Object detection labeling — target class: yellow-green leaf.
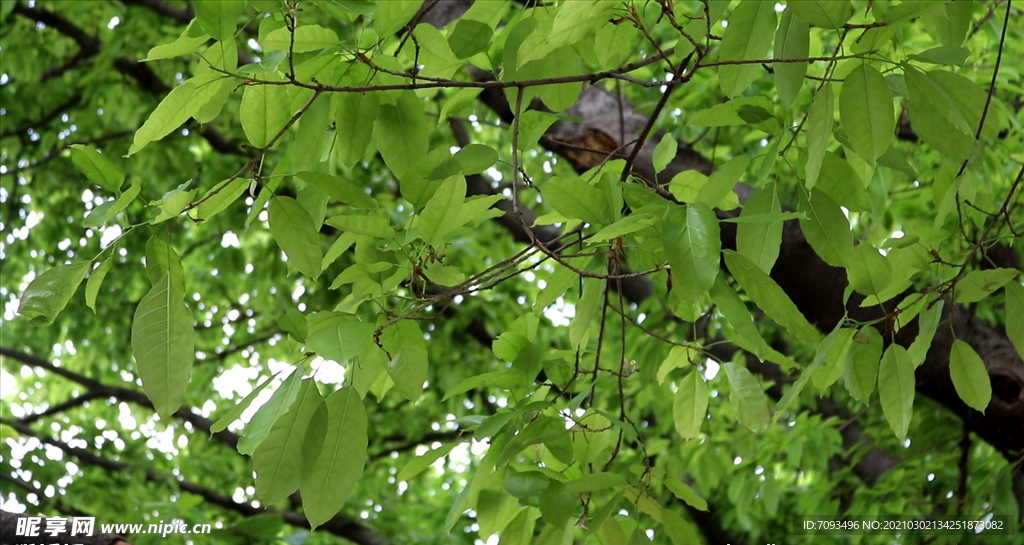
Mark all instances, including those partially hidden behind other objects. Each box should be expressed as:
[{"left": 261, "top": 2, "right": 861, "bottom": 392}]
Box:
[
  {"left": 878, "top": 345, "right": 915, "bottom": 440},
  {"left": 131, "top": 273, "right": 195, "bottom": 418},
  {"left": 70, "top": 145, "right": 124, "bottom": 193},
  {"left": 949, "top": 340, "right": 992, "bottom": 413},
  {"left": 662, "top": 202, "right": 720, "bottom": 292},
  {"left": 840, "top": 64, "right": 895, "bottom": 163},
  {"left": 301, "top": 387, "right": 367, "bottom": 528},
  {"left": 269, "top": 196, "right": 322, "bottom": 279},
  {"left": 18, "top": 262, "right": 90, "bottom": 326},
  {"left": 673, "top": 370, "right": 708, "bottom": 439}
]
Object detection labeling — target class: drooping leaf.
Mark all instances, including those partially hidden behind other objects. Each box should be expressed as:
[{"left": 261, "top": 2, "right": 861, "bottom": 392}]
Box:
[
  {"left": 844, "top": 327, "right": 882, "bottom": 404},
  {"left": 840, "top": 63, "right": 895, "bottom": 163},
  {"left": 805, "top": 83, "right": 834, "bottom": 188},
  {"left": 878, "top": 345, "right": 915, "bottom": 440},
  {"left": 306, "top": 319, "right": 375, "bottom": 365},
  {"left": 131, "top": 273, "right": 195, "bottom": 418},
  {"left": 718, "top": 1, "right": 778, "bottom": 97},
  {"left": 381, "top": 320, "right": 428, "bottom": 401},
  {"left": 334, "top": 91, "right": 379, "bottom": 169},
  {"left": 301, "top": 387, "right": 367, "bottom": 528},
  {"left": 144, "top": 235, "right": 186, "bottom": 294},
  {"left": 18, "top": 262, "right": 90, "bottom": 326},
  {"left": 662, "top": 202, "right": 720, "bottom": 292},
  {"left": 84, "top": 260, "right": 113, "bottom": 313},
  {"left": 697, "top": 155, "right": 748, "bottom": 210},
  {"left": 239, "top": 82, "right": 292, "bottom": 149},
  {"left": 673, "top": 370, "right": 709, "bottom": 439},
  {"left": 847, "top": 243, "right": 893, "bottom": 296},
  {"left": 949, "top": 339, "right": 992, "bottom": 413},
  {"left": 375, "top": 92, "right": 429, "bottom": 180},
  {"left": 194, "top": 0, "right": 245, "bottom": 41},
  {"left": 70, "top": 145, "right": 124, "bottom": 194},
  {"left": 1007, "top": 283, "right": 1024, "bottom": 360},
  {"left": 774, "top": 11, "right": 809, "bottom": 106},
  {"left": 723, "top": 251, "right": 821, "bottom": 345},
  {"left": 417, "top": 175, "right": 466, "bottom": 248},
  {"left": 798, "top": 189, "right": 852, "bottom": 267},
  {"left": 210, "top": 372, "right": 278, "bottom": 433},
  {"left": 236, "top": 369, "right": 304, "bottom": 456},
  {"left": 736, "top": 184, "right": 783, "bottom": 274},
  {"left": 724, "top": 362, "right": 769, "bottom": 432},
  {"left": 653, "top": 134, "right": 678, "bottom": 174},
  {"left": 269, "top": 196, "right": 322, "bottom": 279},
  {"left": 253, "top": 379, "right": 325, "bottom": 505}
]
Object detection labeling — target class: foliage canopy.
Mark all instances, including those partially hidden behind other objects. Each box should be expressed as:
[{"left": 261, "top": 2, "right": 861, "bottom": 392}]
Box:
[{"left": 1, "top": 1, "right": 1023, "bottom": 544}]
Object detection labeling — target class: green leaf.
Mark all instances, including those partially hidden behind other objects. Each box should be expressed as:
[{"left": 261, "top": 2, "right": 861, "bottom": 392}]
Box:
[
  {"left": 955, "top": 268, "right": 1019, "bottom": 304},
  {"left": 448, "top": 18, "right": 492, "bottom": 59},
  {"left": 878, "top": 345, "right": 915, "bottom": 440},
  {"left": 909, "top": 46, "right": 970, "bottom": 67},
  {"left": 570, "top": 277, "right": 604, "bottom": 350},
  {"left": 1007, "top": 283, "right": 1024, "bottom": 360},
  {"left": 397, "top": 442, "right": 460, "bottom": 482},
  {"left": 804, "top": 83, "right": 834, "bottom": 189},
  {"left": 840, "top": 64, "right": 895, "bottom": 163},
  {"left": 84, "top": 260, "right": 112, "bottom": 313},
  {"left": 815, "top": 152, "right": 871, "bottom": 212},
  {"left": 382, "top": 320, "right": 428, "bottom": 401},
  {"left": 711, "top": 278, "right": 796, "bottom": 369},
  {"left": 673, "top": 370, "right": 709, "bottom": 439},
  {"left": 301, "top": 387, "right": 367, "bottom": 528},
  {"left": 844, "top": 327, "right": 882, "bottom": 404},
  {"left": 564, "top": 472, "right": 625, "bottom": 495},
  {"left": 590, "top": 214, "right": 656, "bottom": 243},
  {"left": 18, "top": 262, "right": 90, "bottom": 326},
  {"left": 334, "top": 91, "right": 379, "bottom": 169},
  {"left": 949, "top": 340, "right": 992, "bottom": 413},
  {"left": 211, "top": 372, "right": 277, "bottom": 433},
  {"left": 237, "top": 370, "right": 304, "bottom": 455},
  {"left": 144, "top": 235, "right": 185, "bottom": 294},
  {"left": 653, "top": 134, "right": 678, "bottom": 174},
  {"left": 718, "top": 0, "right": 777, "bottom": 97},
  {"left": 296, "top": 171, "right": 377, "bottom": 209},
  {"left": 787, "top": 1, "right": 853, "bottom": 28},
  {"left": 723, "top": 251, "right": 821, "bottom": 345},
  {"left": 688, "top": 97, "right": 775, "bottom": 127},
  {"left": 811, "top": 326, "right": 856, "bottom": 391},
  {"left": 736, "top": 184, "right": 783, "bottom": 274},
  {"left": 374, "top": 0, "right": 423, "bottom": 38},
  {"left": 325, "top": 212, "right": 395, "bottom": 238},
  {"left": 657, "top": 345, "right": 696, "bottom": 384},
  {"left": 847, "top": 243, "right": 893, "bottom": 296},
  {"left": 261, "top": 24, "right": 339, "bottom": 53},
  {"left": 773, "top": 11, "right": 809, "bottom": 106},
  {"left": 253, "top": 379, "right": 324, "bottom": 505},
  {"left": 375, "top": 92, "right": 428, "bottom": 180},
  {"left": 663, "top": 479, "right": 708, "bottom": 511},
  {"left": 798, "top": 189, "right": 852, "bottom": 267},
  {"left": 151, "top": 180, "right": 197, "bottom": 224},
  {"left": 542, "top": 176, "right": 613, "bottom": 225},
  {"left": 145, "top": 20, "right": 209, "bottom": 60},
  {"left": 194, "top": 178, "right": 249, "bottom": 221},
  {"left": 697, "top": 155, "right": 748, "bottom": 210},
  {"left": 70, "top": 145, "right": 124, "bottom": 193},
  {"left": 269, "top": 196, "right": 322, "bottom": 279},
  {"left": 503, "top": 471, "right": 550, "bottom": 498},
  {"left": 662, "top": 202, "right": 720, "bottom": 292},
  {"left": 131, "top": 273, "right": 195, "bottom": 418},
  {"left": 194, "top": 0, "right": 244, "bottom": 41},
  {"left": 908, "top": 299, "right": 943, "bottom": 368},
  {"left": 904, "top": 65, "right": 975, "bottom": 160},
  {"left": 724, "top": 362, "right": 769, "bottom": 432},
  {"left": 418, "top": 175, "right": 466, "bottom": 247},
  {"left": 240, "top": 83, "right": 292, "bottom": 149},
  {"left": 127, "top": 76, "right": 207, "bottom": 156},
  {"left": 307, "top": 320, "right": 375, "bottom": 364},
  {"left": 454, "top": 144, "right": 498, "bottom": 175}
]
